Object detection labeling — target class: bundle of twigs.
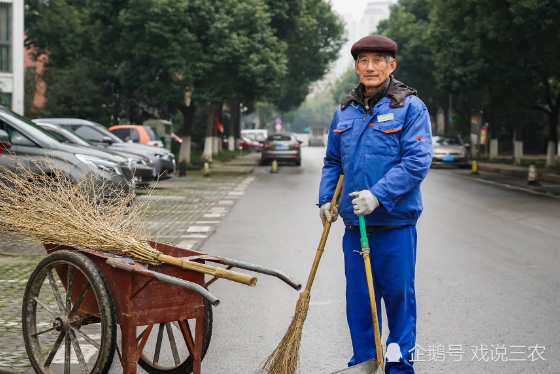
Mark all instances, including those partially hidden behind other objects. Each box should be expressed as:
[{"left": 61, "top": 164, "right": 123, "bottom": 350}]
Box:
[{"left": 0, "top": 155, "right": 256, "bottom": 286}]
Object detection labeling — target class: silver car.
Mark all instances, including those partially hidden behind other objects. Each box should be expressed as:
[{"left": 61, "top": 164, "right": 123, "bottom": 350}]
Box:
[
  {"left": 35, "top": 119, "right": 176, "bottom": 179},
  {"left": 0, "top": 107, "right": 133, "bottom": 198},
  {"left": 431, "top": 135, "right": 469, "bottom": 168},
  {"left": 261, "top": 133, "right": 302, "bottom": 166}
]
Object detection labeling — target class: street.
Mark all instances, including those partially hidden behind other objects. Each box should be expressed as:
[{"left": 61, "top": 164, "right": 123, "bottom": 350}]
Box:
[{"left": 104, "top": 146, "right": 559, "bottom": 374}]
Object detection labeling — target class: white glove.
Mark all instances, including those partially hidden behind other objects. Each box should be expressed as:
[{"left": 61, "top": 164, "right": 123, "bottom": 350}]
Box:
[
  {"left": 349, "top": 190, "right": 379, "bottom": 215},
  {"left": 319, "top": 202, "right": 339, "bottom": 226}
]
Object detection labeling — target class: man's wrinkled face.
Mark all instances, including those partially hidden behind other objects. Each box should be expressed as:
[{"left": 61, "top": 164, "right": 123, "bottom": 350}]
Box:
[{"left": 355, "top": 52, "right": 397, "bottom": 92}]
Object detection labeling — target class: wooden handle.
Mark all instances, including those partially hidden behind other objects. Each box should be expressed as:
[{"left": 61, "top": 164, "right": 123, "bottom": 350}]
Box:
[
  {"left": 305, "top": 175, "right": 344, "bottom": 293},
  {"left": 157, "top": 254, "right": 258, "bottom": 287},
  {"left": 363, "top": 255, "right": 385, "bottom": 372}
]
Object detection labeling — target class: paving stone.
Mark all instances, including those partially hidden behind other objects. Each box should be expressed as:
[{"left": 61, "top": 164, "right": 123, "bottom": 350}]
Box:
[{"left": 0, "top": 172, "right": 249, "bottom": 368}]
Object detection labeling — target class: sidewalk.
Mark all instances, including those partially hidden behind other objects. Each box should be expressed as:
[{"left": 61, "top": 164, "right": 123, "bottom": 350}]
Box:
[
  {"left": 478, "top": 162, "right": 560, "bottom": 184},
  {"left": 0, "top": 152, "right": 259, "bottom": 371}
]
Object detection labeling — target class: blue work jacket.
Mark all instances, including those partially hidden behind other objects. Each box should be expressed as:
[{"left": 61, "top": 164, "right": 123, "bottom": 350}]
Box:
[{"left": 318, "top": 94, "right": 433, "bottom": 227}]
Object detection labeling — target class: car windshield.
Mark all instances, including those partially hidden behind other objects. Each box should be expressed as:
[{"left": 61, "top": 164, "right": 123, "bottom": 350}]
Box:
[
  {"left": 0, "top": 110, "right": 60, "bottom": 146},
  {"left": 244, "top": 133, "right": 266, "bottom": 141},
  {"left": 45, "top": 127, "right": 92, "bottom": 146},
  {"left": 145, "top": 126, "right": 158, "bottom": 141},
  {"left": 267, "top": 134, "right": 293, "bottom": 142},
  {"left": 433, "top": 136, "right": 462, "bottom": 146}
]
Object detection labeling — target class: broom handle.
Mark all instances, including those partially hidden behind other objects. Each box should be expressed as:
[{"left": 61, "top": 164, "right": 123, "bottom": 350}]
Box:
[
  {"left": 358, "top": 213, "right": 385, "bottom": 373},
  {"left": 304, "top": 175, "right": 344, "bottom": 293},
  {"left": 157, "top": 254, "right": 258, "bottom": 286}
]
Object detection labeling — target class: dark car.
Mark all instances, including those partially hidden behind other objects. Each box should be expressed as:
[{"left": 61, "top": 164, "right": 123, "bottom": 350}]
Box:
[
  {"left": 0, "top": 107, "right": 133, "bottom": 196},
  {"left": 431, "top": 135, "right": 469, "bottom": 168},
  {"left": 261, "top": 133, "right": 302, "bottom": 166},
  {"left": 34, "top": 119, "right": 176, "bottom": 179},
  {"left": 35, "top": 122, "right": 157, "bottom": 186}
]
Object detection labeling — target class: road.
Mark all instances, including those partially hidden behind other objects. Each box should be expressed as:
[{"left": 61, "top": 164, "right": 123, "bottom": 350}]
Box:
[{"left": 111, "top": 146, "right": 560, "bottom": 374}]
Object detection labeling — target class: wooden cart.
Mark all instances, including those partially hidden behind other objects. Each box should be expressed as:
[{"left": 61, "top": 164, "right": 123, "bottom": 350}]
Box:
[{"left": 22, "top": 241, "right": 300, "bottom": 374}]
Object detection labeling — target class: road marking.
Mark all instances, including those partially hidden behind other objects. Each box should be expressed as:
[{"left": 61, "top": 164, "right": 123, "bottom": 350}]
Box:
[
  {"left": 440, "top": 171, "right": 560, "bottom": 200},
  {"left": 203, "top": 214, "right": 222, "bottom": 218},
  {"left": 187, "top": 226, "right": 212, "bottom": 233}
]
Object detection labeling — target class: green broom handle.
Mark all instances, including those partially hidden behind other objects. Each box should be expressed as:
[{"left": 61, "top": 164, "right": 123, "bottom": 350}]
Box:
[{"left": 358, "top": 212, "right": 369, "bottom": 248}]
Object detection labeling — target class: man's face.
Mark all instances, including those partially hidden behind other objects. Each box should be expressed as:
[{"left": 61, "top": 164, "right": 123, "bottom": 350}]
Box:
[{"left": 355, "top": 52, "right": 397, "bottom": 92}]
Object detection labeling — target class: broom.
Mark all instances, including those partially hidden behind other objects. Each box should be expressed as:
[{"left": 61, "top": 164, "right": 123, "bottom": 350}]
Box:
[
  {"left": 260, "top": 175, "right": 344, "bottom": 374},
  {"left": 0, "top": 155, "right": 256, "bottom": 286}
]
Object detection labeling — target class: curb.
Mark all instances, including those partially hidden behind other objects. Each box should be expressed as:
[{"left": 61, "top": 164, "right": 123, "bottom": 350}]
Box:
[
  {"left": 478, "top": 164, "right": 560, "bottom": 184},
  {"left": 0, "top": 367, "right": 26, "bottom": 374}
]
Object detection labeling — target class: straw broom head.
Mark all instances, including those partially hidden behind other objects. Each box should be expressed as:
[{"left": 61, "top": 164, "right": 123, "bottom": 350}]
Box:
[
  {"left": 0, "top": 154, "right": 161, "bottom": 263},
  {"left": 259, "top": 291, "right": 311, "bottom": 374}
]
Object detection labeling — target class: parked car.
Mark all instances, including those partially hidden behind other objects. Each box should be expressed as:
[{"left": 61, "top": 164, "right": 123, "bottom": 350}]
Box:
[
  {"left": 241, "top": 129, "right": 267, "bottom": 151},
  {"left": 35, "top": 119, "right": 176, "bottom": 179},
  {"left": 109, "top": 125, "right": 163, "bottom": 147},
  {"left": 238, "top": 136, "right": 262, "bottom": 152},
  {"left": 432, "top": 135, "right": 469, "bottom": 168},
  {"left": 0, "top": 107, "right": 133, "bottom": 197},
  {"left": 35, "top": 122, "right": 157, "bottom": 186},
  {"left": 262, "top": 133, "right": 302, "bottom": 166}
]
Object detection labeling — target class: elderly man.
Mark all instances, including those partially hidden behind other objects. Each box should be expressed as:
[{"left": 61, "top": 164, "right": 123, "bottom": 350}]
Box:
[{"left": 318, "top": 35, "right": 432, "bottom": 373}]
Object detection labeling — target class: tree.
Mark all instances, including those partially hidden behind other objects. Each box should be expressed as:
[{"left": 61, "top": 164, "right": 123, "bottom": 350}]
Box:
[
  {"left": 377, "top": 0, "right": 447, "bottom": 117},
  {"left": 264, "top": 0, "right": 345, "bottom": 111},
  {"left": 430, "top": 0, "right": 560, "bottom": 166}
]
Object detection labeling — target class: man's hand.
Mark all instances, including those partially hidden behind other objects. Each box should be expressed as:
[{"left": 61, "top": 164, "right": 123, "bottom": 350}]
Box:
[
  {"left": 319, "top": 202, "right": 339, "bottom": 226},
  {"left": 349, "top": 190, "right": 379, "bottom": 215}
]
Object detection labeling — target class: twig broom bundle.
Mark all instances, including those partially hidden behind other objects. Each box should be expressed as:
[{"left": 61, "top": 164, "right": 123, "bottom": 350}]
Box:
[
  {"left": 0, "top": 155, "right": 256, "bottom": 286},
  {"left": 260, "top": 175, "right": 344, "bottom": 374}
]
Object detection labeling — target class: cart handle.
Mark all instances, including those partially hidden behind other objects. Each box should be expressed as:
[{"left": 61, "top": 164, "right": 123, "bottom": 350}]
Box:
[
  {"left": 222, "top": 258, "right": 302, "bottom": 291},
  {"left": 106, "top": 259, "right": 220, "bottom": 306}
]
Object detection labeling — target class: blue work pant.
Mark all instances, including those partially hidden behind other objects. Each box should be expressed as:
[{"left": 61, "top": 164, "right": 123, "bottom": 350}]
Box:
[{"left": 343, "top": 225, "right": 417, "bottom": 373}]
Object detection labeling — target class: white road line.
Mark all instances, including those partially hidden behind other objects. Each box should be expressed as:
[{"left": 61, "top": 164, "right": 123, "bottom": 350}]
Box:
[{"left": 441, "top": 171, "right": 560, "bottom": 200}]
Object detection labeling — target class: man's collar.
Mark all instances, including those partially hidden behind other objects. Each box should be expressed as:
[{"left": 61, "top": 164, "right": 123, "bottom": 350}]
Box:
[{"left": 340, "top": 75, "right": 418, "bottom": 111}]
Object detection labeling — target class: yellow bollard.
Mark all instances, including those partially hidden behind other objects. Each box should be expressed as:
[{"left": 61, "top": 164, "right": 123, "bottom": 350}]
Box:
[
  {"left": 203, "top": 162, "right": 211, "bottom": 177},
  {"left": 470, "top": 160, "right": 479, "bottom": 175},
  {"left": 271, "top": 160, "right": 278, "bottom": 173}
]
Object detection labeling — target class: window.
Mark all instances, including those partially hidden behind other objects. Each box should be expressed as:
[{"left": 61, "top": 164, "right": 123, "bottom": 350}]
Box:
[
  {"left": 110, "top": 128, "right": 130, "bottom": 141},
  {"left": 145, "top": 126, "right": 158, "bottom": 141},
  {"left": 7, "top": 127, "right": 36, "bottom": 147},
  {"left": 72, "top": 125, "right": 105, "bottom": 142},
  {"left": 0, "top": 3, "right": 11, "bottom": 73},
  {"left": 267, "top": 134, "right": 292, "bottom": 142},
  {"left": 433, "top": 136, "right": 462, "bottom": 146},
  {"left": 130, "top": 129, "right": 140, "bottom": 142}
]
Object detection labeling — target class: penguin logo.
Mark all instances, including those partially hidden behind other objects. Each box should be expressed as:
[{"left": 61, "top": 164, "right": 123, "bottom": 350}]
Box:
[{"left": 385, "top": 343, "right": 403, "bottom": 363}]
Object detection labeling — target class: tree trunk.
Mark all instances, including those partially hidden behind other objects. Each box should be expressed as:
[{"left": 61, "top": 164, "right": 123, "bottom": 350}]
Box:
[
  {"left": 546, "top": 106, "right": 559, "bottom": 168},
  {"left": 211, "top": 104, "right": 220, "bottom": 156},
  {"left": 488, "top": 111, "right": 499, "bottom": 160},
  {"left": 228, "top": 96, "right": 240, "bottom": 151},
  {"left": 176, "top": 103, "right": 196, "bottom": 176},
  {"left": 216, "top": 103, "right": 223, "bottom": 155},
  {"left": 202, "top": 103, "right": 216, "bottom": 161},
  {"left": 513, "top": 109, "right": 523, "bottom": 166}
]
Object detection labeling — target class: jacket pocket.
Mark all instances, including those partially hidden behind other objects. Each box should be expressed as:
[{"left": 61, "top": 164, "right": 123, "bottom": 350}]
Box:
[
  {"left": 335, "top": 120, "right": 354, "bottom": 155},
  {"left": 366, "top": 119, "right": 403, "bottom": 155}
]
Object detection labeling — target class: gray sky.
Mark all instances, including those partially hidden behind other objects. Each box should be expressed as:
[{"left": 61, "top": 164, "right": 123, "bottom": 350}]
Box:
[{"left": 330, "top": 0, "right": 368, "bottom": 24}]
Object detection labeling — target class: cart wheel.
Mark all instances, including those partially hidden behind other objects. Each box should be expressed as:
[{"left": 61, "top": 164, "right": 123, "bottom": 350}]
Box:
[
  {"left": 138, "top": 299, "right": 213, "bottom": 374},
  {"left": 22, "top": 250, "right": 117, "bottom": 374}
]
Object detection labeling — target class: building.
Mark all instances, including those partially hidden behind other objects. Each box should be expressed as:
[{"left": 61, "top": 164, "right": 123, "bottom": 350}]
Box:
[
  {"left": 359, "top": 0, "right": 396, "bottom": 37},
  {"left": 0, "top": 0, "right": 24, "bottom": 115},
  {"left": 332, "top": 13, "right": 358, "bottom": 77}
]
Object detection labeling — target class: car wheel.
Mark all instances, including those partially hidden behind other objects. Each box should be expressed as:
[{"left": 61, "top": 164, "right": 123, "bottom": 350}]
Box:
[{"left": 295, "top": 159, "right": 301, "bottom": 166}]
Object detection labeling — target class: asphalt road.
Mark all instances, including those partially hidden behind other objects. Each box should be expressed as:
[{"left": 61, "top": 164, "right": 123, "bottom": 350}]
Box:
[{"left": 110, "top": 146, "right": 560, "bottom": 374}]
